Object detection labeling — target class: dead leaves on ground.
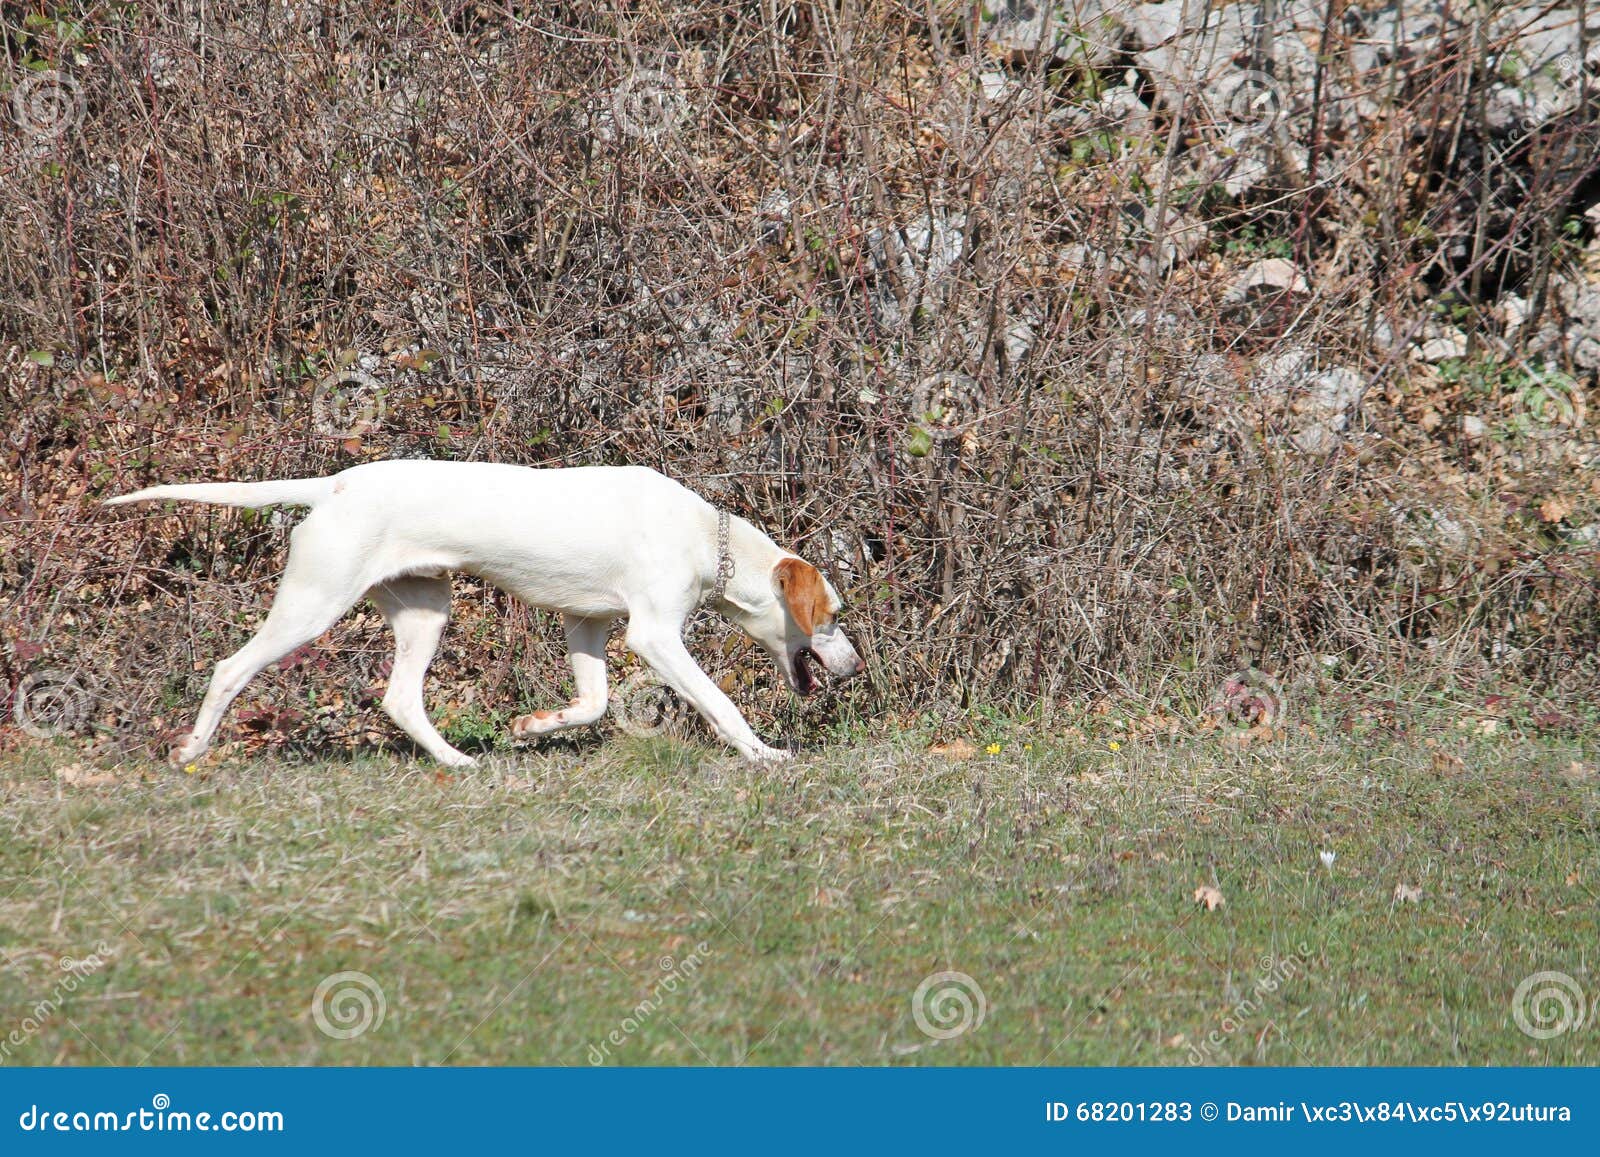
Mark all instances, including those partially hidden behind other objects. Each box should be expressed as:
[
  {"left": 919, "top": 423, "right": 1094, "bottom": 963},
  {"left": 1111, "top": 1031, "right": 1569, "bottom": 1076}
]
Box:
[{"left": 54, "top": 762, "right": 119, "bottom": 787}]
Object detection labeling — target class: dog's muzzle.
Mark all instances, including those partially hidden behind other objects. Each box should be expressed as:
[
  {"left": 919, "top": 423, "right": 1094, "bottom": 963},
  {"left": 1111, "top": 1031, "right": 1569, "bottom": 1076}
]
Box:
[{"left": 794, "top": 629, "right": 865, "bottom": 695}]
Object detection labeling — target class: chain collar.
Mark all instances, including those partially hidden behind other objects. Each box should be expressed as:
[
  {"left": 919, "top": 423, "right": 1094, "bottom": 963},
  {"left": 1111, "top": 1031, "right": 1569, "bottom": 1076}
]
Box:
[{"left": 710, "top": 508, "right": 735, "bottom": 603}]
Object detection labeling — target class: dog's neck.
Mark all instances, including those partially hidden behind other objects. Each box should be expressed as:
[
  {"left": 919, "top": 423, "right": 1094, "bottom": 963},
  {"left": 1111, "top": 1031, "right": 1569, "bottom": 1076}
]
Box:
[{"left": 714, "top": 512, "right": 787, "bottom": 610}]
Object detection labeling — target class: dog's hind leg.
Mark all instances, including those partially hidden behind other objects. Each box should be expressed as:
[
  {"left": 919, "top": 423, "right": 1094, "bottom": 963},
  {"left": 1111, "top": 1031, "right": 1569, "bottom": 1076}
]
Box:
[
  {"left": 510, "top": 613, "right": 614, "bottom": 739},
  {"left": 171, "top": 518, "right": 366, "bottom": 766},
  {"left": 368, "top": 575, "right": 473, "bottom": 767}
]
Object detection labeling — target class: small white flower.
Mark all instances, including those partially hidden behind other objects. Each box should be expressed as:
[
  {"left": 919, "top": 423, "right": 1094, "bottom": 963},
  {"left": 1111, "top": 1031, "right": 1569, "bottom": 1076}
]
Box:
[{"left": 1319, "top": 850, "right": 1336, "bottom": 871}]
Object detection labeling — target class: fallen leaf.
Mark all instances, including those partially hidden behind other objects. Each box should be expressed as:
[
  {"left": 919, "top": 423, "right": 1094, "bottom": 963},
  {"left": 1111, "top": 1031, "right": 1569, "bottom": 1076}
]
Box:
[
  {"left": 1193, "top": 884, "right": 1225, "bottom": 911},
  {"left": 1560, "top": 760, "right": 1596, "bottom": 785},
  {"left": 929, "top": 738, "right": 977, "bottom": 760},
  {"left": 1539, "top": 494, "right": 1575, "bottom": 523},
  {"left": 1431, "top": 751, "right": 1466, "bottom": 776},
  {"left": 1393, "top": 882, "right": 1423, "bottom": 904},
  {"left": 55, "top": 763, "right": 118, "bottom": 787}
]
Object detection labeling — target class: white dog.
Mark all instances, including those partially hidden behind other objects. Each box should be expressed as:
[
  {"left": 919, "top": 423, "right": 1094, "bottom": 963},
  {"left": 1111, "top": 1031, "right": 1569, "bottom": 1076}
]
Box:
[{"left": 107, "top": 461, "right": 864, "bottom": 765}]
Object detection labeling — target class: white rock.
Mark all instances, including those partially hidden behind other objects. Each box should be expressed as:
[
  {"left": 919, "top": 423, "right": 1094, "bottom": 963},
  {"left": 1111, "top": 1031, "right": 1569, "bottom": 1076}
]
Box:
[
  {"left": 1573, "top": 335, "right": 1600, "bottom": 372},
  {"left": 1496, "top": 294, "right": 1530, "bottom": 337},
  {"left": 1411, "top": 327, "right": 1467, "bottom": 363},
  {"left": 1223, "top": 258, "right": 1310, "bottom": 304},
  {"left": 1290, "top": 423, "right": 1343, "bottom": 454},
  {"left": 1310, "top": 366, "right": 1364, "bottom": 417},
  {"left": 983, "top": 0, "right": 1129, "bottom": 67},
  {"left": 1256, "top": 346, "right": 1312, "bottom": 393}
]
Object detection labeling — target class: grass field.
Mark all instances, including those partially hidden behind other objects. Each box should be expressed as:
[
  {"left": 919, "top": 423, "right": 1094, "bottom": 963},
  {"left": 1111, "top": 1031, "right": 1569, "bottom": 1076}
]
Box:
[{"left": 0, "top": 717, "right": 1595, "bottom": 1067}]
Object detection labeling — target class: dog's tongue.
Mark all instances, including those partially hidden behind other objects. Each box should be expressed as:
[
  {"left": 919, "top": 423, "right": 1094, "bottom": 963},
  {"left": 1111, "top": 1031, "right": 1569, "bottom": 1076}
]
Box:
[{"left": 795, "top": 650, "right": 817, "bottom": 695}]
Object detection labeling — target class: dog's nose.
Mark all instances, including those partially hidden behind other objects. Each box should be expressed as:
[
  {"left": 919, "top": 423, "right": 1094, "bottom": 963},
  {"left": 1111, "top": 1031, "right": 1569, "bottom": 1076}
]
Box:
[{"left": 852, "top": 657, "right": 866, "bottom": 676}]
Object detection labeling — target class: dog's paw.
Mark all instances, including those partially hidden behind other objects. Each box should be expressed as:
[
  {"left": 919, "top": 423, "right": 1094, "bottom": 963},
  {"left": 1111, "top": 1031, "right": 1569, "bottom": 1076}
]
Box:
[
  {"left": 745, "top": 744, "right": 794, "bottom": 764},
  {"left": 167, "top": 737, "right": 207, "bottom": 770},
  {"left": 509, "top": 710, "right": 562, "bottom": 739},
  {"left": 437, "top": 750, "right": 479, "bottom": 769}
]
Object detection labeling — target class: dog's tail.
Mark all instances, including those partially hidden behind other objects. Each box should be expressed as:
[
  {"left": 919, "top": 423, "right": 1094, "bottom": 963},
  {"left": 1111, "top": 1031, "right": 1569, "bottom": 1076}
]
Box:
[{"left": 104, "top": 477, "right": 336, "bottom": 509}]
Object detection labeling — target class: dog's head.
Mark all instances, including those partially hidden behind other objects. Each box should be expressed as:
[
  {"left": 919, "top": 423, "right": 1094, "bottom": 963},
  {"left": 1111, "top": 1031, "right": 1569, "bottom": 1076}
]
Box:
[{"left": 731, "top": 556, "right": 865, "bottom": 696}]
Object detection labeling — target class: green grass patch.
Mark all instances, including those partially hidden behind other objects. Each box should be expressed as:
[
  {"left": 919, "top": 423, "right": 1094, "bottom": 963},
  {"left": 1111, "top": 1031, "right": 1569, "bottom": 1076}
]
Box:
[{"left": 0, "top": 724, "right": 1595, "bottom": 1065}]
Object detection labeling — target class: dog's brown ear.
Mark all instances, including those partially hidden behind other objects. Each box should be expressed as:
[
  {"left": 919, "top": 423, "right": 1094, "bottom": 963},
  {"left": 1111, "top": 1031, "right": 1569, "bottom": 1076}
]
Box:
[{"left": 773, "top": 557, "right": 827, "bottom": 636}]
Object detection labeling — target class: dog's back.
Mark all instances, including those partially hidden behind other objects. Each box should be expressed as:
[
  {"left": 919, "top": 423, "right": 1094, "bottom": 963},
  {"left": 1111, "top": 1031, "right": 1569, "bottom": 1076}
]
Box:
[{"left": 311, "top": 462, "right": 718, "bottom": 611}]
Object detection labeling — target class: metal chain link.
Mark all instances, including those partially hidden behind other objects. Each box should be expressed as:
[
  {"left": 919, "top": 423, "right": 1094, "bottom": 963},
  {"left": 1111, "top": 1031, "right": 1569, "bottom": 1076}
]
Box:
[{"left": 710, "top": 508, "right": 734, "bottom": 603}]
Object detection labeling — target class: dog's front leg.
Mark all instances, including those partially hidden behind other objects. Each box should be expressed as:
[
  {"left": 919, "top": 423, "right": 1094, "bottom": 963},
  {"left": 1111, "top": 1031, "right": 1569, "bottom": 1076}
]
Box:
[{"left": 624, "top": 619, "right": 790, "bottom": 762}]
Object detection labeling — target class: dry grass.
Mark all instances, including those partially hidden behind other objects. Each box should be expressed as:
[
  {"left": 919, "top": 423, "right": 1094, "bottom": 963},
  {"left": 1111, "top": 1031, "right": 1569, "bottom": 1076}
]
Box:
[{"left": 5, "top": 1, "right": 1599, "bottom": 724}]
